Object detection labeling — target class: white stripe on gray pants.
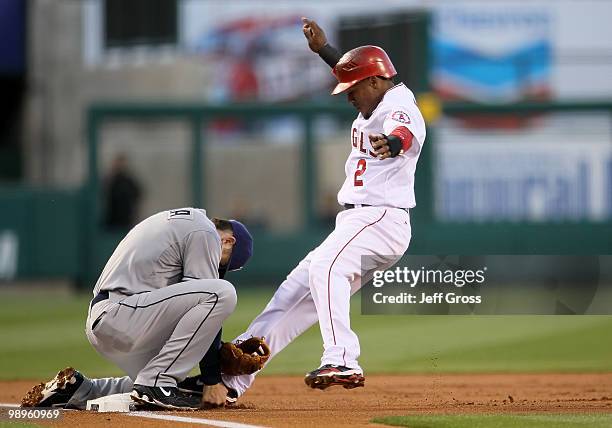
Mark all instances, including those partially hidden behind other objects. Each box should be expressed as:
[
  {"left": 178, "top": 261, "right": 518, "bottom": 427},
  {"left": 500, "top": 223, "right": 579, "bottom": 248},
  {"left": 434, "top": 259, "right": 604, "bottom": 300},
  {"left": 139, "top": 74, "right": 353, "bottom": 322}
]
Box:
[{"left": 68, "top": 279, "right": 236, "bottom": 409}]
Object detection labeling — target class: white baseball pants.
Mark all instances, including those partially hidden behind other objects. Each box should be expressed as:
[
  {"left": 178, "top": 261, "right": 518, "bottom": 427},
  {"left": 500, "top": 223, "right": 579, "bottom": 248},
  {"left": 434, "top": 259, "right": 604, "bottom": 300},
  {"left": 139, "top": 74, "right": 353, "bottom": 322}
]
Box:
[{"left": 224, "top": 206, "right": 411, "bottom": 396}]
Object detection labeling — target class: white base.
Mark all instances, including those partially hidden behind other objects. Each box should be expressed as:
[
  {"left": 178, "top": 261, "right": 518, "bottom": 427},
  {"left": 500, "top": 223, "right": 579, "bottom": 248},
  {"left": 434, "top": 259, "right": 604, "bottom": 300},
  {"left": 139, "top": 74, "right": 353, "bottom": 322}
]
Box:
[{"left": 86, "top": 393, "right": 137, "bottom": 412}]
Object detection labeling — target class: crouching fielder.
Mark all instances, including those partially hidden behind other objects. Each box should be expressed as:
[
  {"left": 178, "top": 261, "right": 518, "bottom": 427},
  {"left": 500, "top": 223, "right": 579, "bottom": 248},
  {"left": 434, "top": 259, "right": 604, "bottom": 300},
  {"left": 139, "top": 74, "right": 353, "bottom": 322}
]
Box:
[{"left": 21, "top": 208, "right": 253, "bottom": 410}]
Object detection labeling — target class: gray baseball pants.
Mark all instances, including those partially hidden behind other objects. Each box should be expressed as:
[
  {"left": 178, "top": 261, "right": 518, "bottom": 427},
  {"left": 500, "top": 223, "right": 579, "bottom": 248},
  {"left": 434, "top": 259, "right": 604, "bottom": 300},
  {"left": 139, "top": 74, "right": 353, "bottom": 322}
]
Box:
[{"left": 67, "top": 279, "right": 236, "bottom": 409}]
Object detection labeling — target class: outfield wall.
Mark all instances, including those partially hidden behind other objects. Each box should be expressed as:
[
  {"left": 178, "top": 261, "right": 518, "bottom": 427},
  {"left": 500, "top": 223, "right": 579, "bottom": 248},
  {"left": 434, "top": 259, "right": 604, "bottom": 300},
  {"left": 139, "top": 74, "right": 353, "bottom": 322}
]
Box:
[{"left": 1, "top": 101, "right": 611, "bottom": 285}]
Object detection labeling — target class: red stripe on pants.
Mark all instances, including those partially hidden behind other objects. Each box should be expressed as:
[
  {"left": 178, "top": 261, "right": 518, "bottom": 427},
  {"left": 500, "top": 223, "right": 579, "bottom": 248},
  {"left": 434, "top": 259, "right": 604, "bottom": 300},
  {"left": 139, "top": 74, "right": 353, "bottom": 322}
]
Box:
[{"left": 327, "top": 210, "right": 388, "bottom": 345}]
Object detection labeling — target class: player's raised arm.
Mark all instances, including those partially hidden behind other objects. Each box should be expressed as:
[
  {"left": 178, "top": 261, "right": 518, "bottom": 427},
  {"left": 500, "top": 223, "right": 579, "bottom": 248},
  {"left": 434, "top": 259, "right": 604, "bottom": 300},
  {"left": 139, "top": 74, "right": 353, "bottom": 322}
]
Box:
[{"left": 301, "top": 17, "right": 342, "bottom": 68}]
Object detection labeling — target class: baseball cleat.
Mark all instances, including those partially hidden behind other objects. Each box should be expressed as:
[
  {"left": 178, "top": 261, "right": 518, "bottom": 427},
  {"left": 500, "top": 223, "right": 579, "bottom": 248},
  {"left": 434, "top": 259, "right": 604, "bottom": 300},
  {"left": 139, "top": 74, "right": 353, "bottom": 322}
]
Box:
[
  {"left": 304, "top": 364, "right": 365, "bottom": 390},
  {"left": 225, "top": 386, "right": 238, "bottom": 404},
  {"left": 178, "top": 375, "right": 239, "bottom": 405},
  {"left": 21, "top": 367, "right": 84, "bottom": 408},
  {"left": 131, "top": 384, "right": 201, "bottom": 410},
  {"left": 177, "top": 375, "right": 205, "bottom": 396}
]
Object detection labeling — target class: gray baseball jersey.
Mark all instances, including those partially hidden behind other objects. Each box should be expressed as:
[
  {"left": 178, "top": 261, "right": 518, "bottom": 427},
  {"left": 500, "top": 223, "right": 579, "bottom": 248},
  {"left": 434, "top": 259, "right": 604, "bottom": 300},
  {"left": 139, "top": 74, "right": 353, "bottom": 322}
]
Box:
[
  {"left": 93, "top": 208, "right": 221, "bottom": 296},
  {"left": 72, "top": 208, "right": 236, "bottom": 406}
]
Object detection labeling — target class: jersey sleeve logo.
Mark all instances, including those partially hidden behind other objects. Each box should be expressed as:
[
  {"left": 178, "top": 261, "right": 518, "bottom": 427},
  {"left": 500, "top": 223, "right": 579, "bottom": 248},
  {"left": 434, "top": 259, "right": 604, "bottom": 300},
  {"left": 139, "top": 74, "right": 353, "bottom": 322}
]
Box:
[
  {"left": 391, "top": 111, "right": 411, "bottom": 124},
  {"left": 168, "top": 209, "right": 194, "bottom": 220}
]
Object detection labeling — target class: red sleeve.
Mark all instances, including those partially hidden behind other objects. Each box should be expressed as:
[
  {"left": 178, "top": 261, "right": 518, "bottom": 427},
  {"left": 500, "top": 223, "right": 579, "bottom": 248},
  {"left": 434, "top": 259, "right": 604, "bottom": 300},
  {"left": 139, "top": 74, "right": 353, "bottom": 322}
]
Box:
[{"left": 389, "top": 126, "right": 413, "bottom": 152}]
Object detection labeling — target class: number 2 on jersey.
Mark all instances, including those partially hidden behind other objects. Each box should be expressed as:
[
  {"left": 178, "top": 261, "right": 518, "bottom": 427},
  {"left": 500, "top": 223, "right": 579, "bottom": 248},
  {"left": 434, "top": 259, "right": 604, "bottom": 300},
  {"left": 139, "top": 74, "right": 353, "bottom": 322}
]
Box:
[{"left": 354, "top": 159, "right": 367, "bottom": 187}]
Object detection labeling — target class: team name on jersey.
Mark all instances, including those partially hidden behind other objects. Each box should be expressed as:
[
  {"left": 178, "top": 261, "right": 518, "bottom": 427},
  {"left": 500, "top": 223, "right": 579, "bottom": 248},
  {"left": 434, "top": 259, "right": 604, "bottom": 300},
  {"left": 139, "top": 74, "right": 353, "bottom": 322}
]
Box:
[{"left": 351, "top": 128, "right": 377, "bottom": 158}]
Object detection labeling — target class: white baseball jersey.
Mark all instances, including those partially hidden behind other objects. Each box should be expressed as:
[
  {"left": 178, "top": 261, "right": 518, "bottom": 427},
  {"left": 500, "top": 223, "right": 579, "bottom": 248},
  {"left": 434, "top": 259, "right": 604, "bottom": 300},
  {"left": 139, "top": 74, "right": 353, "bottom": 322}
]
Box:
[{"left": 337, "top": 83, "right": 426, "bottom": 208}]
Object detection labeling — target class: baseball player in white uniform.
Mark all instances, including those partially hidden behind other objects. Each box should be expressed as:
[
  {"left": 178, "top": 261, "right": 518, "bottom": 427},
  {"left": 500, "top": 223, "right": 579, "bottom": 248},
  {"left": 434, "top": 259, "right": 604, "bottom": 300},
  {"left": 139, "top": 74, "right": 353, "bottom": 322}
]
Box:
[
  {"left": 220, "top": 18, "right": 426, "bottom": 399},
  {"left": 21, "top": 208, "right": 253, "bottom": 410}
]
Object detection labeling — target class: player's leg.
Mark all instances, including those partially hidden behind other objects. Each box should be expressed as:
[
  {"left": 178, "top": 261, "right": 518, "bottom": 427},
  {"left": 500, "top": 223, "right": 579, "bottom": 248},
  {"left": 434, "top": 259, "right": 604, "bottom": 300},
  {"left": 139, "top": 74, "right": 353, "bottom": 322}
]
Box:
[
  {"left": 65, "top": 374, "right": 133, "bottom": 409},
  {"left": 20, "top": 366, "right": 135, "bottom": 410},
  {"left": 222, "top": 255, "right": 318, "bottom": 397},
  {"left": 62, "top": 345, "right": 165, "bottom": 409},
  {"left": 306, "top": 207, "right": 410, "bottom": 387},
  {"left": 87, "top": 279, "right": 237, "bottom": 409},
  {"left": 225, "top": 208, "right": 409, "bottom": 394},
  {"left": 42, "top": 347, "right": 190, "bottom": 409},
  {"left": 21, "top": 301, "right": 157, "bottom": 410},
  {"left": 132, "top": 280, "right": 236, "bottom": 388}
]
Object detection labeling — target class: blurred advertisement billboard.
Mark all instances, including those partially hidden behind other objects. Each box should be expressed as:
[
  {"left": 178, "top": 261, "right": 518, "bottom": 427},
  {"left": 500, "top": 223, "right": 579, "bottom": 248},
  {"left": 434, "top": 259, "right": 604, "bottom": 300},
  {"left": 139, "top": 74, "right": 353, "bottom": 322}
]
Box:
[{"left": 436, "top": 113, "right": 612, "bottom": 222}]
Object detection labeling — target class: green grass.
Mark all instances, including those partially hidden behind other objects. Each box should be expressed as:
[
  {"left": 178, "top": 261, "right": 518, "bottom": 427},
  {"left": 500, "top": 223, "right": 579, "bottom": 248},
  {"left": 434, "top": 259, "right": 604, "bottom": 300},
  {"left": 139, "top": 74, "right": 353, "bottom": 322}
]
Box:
[
  {"left": 371, "top": 413, "right": 612, "bottom": 428},
  {"left": 0, "top": 289, "right": 611, "bottom": 379},
  {"left": 0, "top": 422, "right": 43, "bottom": 428}
]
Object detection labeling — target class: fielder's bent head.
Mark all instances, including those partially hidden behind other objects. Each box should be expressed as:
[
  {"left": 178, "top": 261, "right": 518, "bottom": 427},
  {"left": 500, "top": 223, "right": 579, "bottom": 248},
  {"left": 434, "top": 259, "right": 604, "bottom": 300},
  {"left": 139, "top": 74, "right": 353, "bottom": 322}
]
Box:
[
  {"left": 213, "top": 218, "right": 254, "bottom": 278},
  {"left": 332, "top": 45, "right": 397, "bottom": 118}
]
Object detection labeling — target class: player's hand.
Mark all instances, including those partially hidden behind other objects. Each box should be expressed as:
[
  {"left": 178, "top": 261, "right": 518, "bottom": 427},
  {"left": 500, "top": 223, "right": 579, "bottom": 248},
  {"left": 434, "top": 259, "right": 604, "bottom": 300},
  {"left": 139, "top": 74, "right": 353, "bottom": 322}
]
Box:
[
  {"left": 200, "top": 383, "right": 229, "bottom": 409},
  {"left": 370, "top": 134, "right": 392, "bottom": 160},
  {"left": 302, "top": 17, "right": 328, "bottom": 53}
]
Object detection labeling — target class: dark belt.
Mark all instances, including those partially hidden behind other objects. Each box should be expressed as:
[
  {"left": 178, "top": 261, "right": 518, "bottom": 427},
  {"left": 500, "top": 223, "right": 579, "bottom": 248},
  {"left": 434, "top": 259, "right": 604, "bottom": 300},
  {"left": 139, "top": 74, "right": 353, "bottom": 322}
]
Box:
[
  {"left": 90, "top": 290, "right": 109, "bottom": 309},
  {"left": 344, "top": 203, "right": 409, "bottom": 213},
  {"left": 344, "top": 203, "right": 371, "bottom": 209}
]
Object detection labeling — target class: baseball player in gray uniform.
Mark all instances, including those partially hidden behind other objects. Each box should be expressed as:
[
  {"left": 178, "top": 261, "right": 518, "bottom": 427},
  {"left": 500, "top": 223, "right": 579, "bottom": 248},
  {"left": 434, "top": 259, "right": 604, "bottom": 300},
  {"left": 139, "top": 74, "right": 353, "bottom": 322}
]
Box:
[{"left": 21, "top": 208, "right": 253, "bottom": 410}]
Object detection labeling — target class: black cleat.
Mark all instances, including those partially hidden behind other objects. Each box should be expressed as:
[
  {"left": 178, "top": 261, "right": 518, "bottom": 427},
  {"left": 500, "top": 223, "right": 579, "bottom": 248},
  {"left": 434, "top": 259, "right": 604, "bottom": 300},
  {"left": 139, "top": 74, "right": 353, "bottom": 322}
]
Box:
[
  {"left": 304, "top": 364, "right": 365, "bottom": 390},
  {"left": 21, "top": 367, "right": 84, "bottom": 408},
  {"left": 225, "top": 386, "right": 238, "bottom": 405},
  {"left": 177, "top": 375, "right": 205, "bottom": 396},
  {"left": 131, "top": 384, "right": 201, "bottom": 410}
]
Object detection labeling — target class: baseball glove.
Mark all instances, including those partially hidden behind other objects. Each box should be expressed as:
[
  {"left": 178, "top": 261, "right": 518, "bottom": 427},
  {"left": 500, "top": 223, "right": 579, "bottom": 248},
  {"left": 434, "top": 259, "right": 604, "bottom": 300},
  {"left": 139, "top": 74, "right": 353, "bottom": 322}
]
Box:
[{"left": 220, "top": 337, "right": 270, "bottom": 376}]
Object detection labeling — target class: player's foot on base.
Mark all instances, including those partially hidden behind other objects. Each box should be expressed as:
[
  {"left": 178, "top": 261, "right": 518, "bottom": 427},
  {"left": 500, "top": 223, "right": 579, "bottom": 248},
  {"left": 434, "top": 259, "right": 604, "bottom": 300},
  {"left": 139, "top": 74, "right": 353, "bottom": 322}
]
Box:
[
  {"left": 21, "top": 367, "right": 84, "bottom": 408},
  {"left": 304, "top": 364, "right": 365, "bottom": 390},
  {"left": 131, "top": 384, "right": 201, "bottom": 410},
  {"left": 178, "top": 375, "right": 239, "bottom": 405}
]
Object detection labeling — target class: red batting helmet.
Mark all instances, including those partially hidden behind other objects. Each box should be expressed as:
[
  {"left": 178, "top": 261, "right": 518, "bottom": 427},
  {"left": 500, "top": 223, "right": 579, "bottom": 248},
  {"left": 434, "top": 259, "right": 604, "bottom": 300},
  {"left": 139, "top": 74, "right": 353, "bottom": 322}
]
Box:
[{"left": 331, "top": 45, "right": 397, "bottom": 95}]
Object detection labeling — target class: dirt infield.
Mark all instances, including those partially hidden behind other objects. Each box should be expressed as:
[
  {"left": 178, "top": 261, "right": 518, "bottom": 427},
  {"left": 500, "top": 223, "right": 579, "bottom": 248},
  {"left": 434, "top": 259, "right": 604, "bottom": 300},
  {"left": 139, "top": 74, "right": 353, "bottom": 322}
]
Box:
[{"left": 2, "top": 373, "right": 612, "bottom": 427}]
